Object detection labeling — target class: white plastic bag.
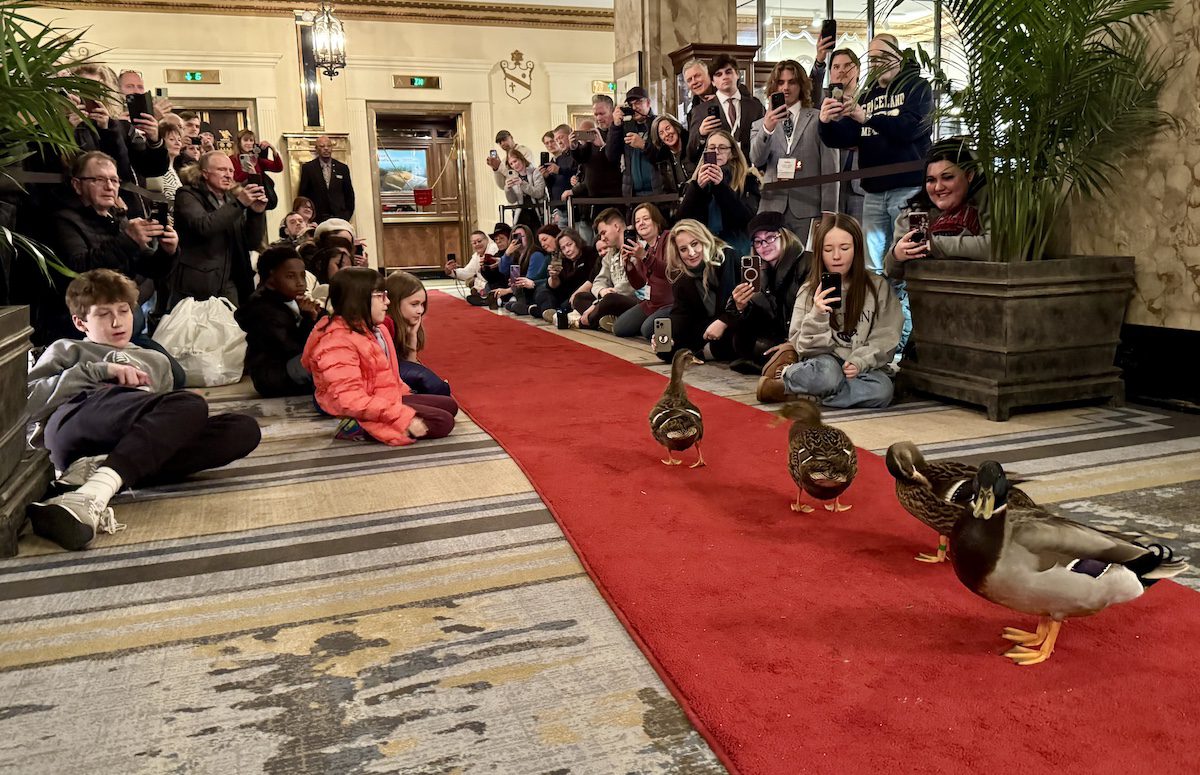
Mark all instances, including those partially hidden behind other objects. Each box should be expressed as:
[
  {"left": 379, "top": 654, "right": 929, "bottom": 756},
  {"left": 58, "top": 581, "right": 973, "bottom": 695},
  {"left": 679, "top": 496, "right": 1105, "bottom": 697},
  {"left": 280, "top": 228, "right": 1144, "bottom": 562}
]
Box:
[{"left": 152, "top": 297, "right": 247, "bottom": 387}]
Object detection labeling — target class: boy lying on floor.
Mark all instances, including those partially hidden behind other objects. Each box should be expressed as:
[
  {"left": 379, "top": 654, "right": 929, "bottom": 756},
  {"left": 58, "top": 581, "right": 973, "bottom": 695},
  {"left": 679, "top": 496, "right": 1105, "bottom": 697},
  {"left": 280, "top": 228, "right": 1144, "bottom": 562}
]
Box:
[{"left": 25, "top": 269, "right": 262, "bottom": 551}]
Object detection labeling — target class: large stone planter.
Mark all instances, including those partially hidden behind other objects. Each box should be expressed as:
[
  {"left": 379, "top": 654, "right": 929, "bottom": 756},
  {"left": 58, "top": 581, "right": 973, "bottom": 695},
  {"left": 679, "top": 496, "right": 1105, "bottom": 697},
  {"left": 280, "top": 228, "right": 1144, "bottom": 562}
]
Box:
[
  {"left": 901, "top": 256, "right": 1135, "bottom": 421},
  {"left": 0, "top": 306, "right": 51, "bottom": 556}
]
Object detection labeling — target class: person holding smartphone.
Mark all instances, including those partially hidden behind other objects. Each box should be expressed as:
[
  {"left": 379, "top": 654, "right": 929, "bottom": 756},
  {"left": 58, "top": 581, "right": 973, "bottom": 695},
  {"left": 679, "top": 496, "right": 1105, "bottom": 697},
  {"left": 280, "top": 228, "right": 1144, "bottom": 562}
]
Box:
[
  {"left": 648, "top": 115, "right": 694, "bottom": 197},
  {"left": 659, "top": 219, "right": 740, "bottom": 363},
  {"left": 678, "top": 129, "right": 761, "bottom": 257},
  {"left": 757, "top": 213, "right": 901, "bottom": 408},
  {"left": 494, "top": 225, "right": 546, "bottom": 314},
  {"left": 230, "top": 129, "right": 283, "bottom": 184},
  {"left": 886, "top": 139, "right": 990, "bottom": 280},
  {"left": 612, "top": 203, "right": 673, "bottom": 339},
  {"left": 606, "top": 87, "right": 660, "bottom": 197},
  {"left": 503, "top": 149, "right": 547, "bottom": 230},
  {"left": 750, "top": 59, "right": 837, "bottom": 242},
  {"left": 721, "top": 211, "right": 809, "bottom": 374},
  {"left": 573, "top": 211, "right": 644, "bottom": 330}
]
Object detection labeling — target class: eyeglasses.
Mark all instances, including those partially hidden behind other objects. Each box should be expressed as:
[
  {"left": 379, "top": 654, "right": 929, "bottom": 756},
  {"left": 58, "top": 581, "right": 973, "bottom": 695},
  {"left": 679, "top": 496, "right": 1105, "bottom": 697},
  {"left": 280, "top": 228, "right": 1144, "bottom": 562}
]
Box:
[
  {"left": 751, "top": 234, "right": 780, "bottom": 247},
  {"left": 75, "top": 176, "right": 122, "bottom": 188},
  {"left": 707, "top": 145, "right": 732, "bottom": 153},
  {"left": 371, "top": 291, "right": 389, "bottom": 300}
]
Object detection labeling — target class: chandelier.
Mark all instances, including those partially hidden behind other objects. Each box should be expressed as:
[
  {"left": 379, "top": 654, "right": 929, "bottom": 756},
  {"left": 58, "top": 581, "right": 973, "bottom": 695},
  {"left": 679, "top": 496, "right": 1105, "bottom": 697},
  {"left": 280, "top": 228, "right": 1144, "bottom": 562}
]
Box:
[{"left": 311, "top": 2, "right": 347, "bottom": 78}]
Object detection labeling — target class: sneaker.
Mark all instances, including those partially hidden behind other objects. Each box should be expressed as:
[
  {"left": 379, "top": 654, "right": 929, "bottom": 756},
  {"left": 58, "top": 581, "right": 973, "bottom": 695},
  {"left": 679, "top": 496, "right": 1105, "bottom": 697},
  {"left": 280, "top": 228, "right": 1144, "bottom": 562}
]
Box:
[
  {"left": 334, "top": 417, "right": 371, "bottom": 442},
  {"left": 50, "top": 454, "right": 107, "bottom": 495},
  {"left": 598, "top": 315, "right": 616, "bottom": 333},
  {"left": 542, "top": 308, "right": 557, "bottom": 324},
  {"left": 27, "top": 491, "right": 125, "bottom": 551},
  {"left": 527, "top": 305, "right": 541, "bottom": 319}
]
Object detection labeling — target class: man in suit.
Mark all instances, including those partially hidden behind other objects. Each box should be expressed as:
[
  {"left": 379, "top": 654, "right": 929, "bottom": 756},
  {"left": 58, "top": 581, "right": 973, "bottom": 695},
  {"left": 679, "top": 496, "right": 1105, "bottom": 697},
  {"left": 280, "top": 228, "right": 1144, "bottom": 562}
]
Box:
[
  {"left": 687, "top": 53, "right": 764, "bottom": 163},
  {"left": 297, "top": 135, "right": 355, "bottom": 223},
  {"left": 750, "top": 60, "right": 837, "bottom": 241}
]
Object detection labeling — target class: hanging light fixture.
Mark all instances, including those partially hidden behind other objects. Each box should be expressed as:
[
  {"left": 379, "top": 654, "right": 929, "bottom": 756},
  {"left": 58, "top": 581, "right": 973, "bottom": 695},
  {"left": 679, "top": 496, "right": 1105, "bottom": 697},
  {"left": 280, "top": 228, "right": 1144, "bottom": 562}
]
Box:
[{"left": 311, "top": 2, "right": 347, "bottom": 78}]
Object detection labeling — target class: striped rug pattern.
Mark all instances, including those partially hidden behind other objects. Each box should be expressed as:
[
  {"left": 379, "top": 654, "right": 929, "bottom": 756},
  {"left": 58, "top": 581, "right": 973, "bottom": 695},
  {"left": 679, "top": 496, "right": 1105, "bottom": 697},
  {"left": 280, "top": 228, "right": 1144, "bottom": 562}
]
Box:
[{"left": 1, "top": 283, "right": 1196, "bottom": 774}]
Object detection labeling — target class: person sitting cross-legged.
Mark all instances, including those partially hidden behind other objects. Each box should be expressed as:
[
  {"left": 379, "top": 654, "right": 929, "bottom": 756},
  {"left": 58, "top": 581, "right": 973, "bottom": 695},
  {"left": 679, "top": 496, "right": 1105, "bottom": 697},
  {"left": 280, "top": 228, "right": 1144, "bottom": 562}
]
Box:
[{"left": 26, "top": 269, "right": 262, "bottom": 551}]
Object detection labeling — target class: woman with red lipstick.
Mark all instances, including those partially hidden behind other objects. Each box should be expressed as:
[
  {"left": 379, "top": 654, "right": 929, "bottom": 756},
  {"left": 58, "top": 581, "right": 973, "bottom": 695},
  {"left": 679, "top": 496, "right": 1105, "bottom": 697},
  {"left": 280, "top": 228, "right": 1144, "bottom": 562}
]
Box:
[{"left": 886, "top": 138, "right": 990, "bottom": 279}]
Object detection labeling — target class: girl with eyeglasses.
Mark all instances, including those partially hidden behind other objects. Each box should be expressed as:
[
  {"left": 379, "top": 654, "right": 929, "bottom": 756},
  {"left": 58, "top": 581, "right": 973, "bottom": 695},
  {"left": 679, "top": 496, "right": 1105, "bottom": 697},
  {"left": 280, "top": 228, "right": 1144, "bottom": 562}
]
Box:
[
  {"left": 661, "top": 219, "right": 740, "bottom": 362},
  {"left": 302, "top": 267, "right": 456, "bottom": 444},
  {"left": 758, "top": 214, "right": 902, "bottom": 408},
  {"left": 678, "top": 129, "right": 762, "bottom": 257},
  {"left": 720, "top": 210, "right": 810, "bottom": 374}
]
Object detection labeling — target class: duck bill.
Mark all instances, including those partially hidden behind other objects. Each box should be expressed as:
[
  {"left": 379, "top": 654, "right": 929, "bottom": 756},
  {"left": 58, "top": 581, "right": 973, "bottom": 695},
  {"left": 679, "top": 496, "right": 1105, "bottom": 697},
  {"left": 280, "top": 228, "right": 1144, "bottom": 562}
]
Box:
[{"left": 972, "top": 488, "right": 995, "bottom": 519}]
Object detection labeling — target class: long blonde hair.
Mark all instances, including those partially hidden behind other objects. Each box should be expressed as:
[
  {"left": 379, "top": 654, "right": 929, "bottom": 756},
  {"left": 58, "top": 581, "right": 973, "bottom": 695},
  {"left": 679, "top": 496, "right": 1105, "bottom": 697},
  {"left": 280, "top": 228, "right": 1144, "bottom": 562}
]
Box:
[
  {"left": 665, "top": 219, "right": 728, "bottom": 300},
  {"left": 692, "top": 129, "right": 758, "bottom": 194}
]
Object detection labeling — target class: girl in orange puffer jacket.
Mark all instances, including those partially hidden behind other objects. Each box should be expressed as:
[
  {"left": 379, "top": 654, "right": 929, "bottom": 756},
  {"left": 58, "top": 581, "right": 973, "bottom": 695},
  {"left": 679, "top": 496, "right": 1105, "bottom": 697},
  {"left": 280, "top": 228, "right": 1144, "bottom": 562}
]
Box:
[{"left": 301, "top": 267, "right": 458, "bottom": 445}]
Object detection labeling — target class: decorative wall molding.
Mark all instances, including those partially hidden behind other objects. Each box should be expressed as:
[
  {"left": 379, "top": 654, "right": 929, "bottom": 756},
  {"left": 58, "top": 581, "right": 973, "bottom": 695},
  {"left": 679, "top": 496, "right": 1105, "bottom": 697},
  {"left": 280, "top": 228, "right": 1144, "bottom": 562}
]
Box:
[
  {"left": 347, "top": 56, "right": 494, "bottom": 75},
  {"left": 112, "top": 48, "right": 283, "bottom": 69},
  {"left": 49, "top": 0, "right": 615, "bottom": 32}
]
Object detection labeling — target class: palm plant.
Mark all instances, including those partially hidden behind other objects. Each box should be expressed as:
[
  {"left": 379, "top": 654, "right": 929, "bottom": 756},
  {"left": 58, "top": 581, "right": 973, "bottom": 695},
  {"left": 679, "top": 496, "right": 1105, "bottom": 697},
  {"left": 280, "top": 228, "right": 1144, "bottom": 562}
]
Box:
[
  {"left": 895, "top": 0, "right": 1177, "bottom": 261},
  {"left": 1, "top": 0, "right": 109, "bottom": 294}
]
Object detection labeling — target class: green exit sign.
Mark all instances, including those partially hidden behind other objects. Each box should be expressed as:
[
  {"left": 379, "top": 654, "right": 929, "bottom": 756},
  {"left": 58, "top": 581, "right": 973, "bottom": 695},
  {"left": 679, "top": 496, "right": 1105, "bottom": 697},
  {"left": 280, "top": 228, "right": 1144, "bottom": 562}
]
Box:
[
  {"left": 166, "top": 68, "right": 220, "bottom": 84},
  {"left": 393, "top": 74, "right": 441, "bottom": 89}
]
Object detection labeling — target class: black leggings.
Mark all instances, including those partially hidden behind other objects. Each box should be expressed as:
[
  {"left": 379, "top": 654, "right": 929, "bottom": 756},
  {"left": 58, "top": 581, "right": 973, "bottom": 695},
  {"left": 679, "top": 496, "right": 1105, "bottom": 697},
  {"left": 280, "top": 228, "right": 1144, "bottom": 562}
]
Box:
[{"left": 572, "top": 291, "right": 640, "bottom": 328}]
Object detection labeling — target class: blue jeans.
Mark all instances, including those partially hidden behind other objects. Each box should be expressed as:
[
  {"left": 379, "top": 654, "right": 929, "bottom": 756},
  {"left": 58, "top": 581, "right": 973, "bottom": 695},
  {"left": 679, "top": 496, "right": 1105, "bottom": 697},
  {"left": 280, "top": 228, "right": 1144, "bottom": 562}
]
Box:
[
  {"left": 398, "top": 361, "right": 452, "bottom": 396},
  {"left": 614, "top": 304, "right": 671, "bottom": 339},
  {"left": 781, "top": 354, "right": 893, "bottom": 409},
  {"left": 862, "top": 186, "right": 919, "bottom": 354}
]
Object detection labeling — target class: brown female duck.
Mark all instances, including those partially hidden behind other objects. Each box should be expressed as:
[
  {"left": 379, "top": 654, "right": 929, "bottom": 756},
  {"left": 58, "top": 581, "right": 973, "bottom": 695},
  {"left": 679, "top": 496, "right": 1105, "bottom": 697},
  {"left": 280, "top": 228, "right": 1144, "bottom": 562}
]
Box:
[
  {"left": 649, "top": 349, "right": 705, "bottom": 467},
  {"left": 781, "top": 400, "right": 856, "bottom": 512}
]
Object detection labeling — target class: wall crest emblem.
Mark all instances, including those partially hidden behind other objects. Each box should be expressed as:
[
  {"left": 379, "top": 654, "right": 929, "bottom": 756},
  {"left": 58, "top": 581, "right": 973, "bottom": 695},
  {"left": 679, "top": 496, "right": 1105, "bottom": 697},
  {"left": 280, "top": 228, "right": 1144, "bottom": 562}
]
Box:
[{"left": 501, "top": 50, "right": 534, "bottom": 104}]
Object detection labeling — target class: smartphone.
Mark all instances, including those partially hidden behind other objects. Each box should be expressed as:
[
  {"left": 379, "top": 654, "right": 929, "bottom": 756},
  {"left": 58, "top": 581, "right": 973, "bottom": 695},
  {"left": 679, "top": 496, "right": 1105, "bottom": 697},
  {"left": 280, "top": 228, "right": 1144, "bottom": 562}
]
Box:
[
  {"left": 447, "top": 252, "right": 457, "bottom": 264},
  {"left": 622, "top": 118, "right": 636, "bottom": 135},
  {"left": 740, "top": 254, "right": 762, "bottom": 292},
  {"left": 540, "top": 151, "right": 550, "bottom": 166},
  {"left": 239, "top": 153, "right": 258, "bottom": 176},
  {"left": 154, "top": 87, "right": 169, "bottom": 98},
  {"left": 908, "top": 211, "right": 930, "bottom": 243},
  {"left": 623, "top": 227, "right": 638, "bottom": 247},
  {"left": 152, "top": 201, "right": 170, "bottom": 225},
  {"left": 124, "top": 92, "right": 154, "bottom": 120},
  {"left": 575, "top": 129, "right": 597, "bottom": 143},
  {"left": 820, "top": 18, "right": 837, "bottom": 44},
  {"left": 820, "top": 272, "right": 843, "bottom": 311},
  {"left": 706, "top": 103, "right": 721, "bottom": 120},
  {"left": 652, "top": 318, "right": 673, "bottom": 354},
  {"left": 82, "top": 98, "right": 102, "bottom": 113},
  {"left": 354, "top": 243, "right": 365, "bottom": 257},
  {"left": 703, "top": 150, "right": 718, "bottom": 166},
  {"left": 829, "top": 82, "right": 845, "bottom": 101},
  {"left": 489, "top": 149, "right": 498, "bottom": 159},
  {"left": 508, "top": 264, "right": 521, "bottom": 286},
  {"left": 190, "top": 136, "right": 202, "bottom": 146},
  {"left": 247, "top": 172, "right": 263, "bottom": 186},
  {"left": 770, "top": 92, "right": 786, "bottom": 112}
]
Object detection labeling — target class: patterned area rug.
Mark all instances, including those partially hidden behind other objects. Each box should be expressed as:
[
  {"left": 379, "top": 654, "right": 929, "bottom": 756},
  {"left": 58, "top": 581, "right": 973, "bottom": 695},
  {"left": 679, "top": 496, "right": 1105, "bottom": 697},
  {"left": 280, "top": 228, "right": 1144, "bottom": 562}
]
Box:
[{"left": 1, "top": 282, "right": 1198, "bottom": 773}]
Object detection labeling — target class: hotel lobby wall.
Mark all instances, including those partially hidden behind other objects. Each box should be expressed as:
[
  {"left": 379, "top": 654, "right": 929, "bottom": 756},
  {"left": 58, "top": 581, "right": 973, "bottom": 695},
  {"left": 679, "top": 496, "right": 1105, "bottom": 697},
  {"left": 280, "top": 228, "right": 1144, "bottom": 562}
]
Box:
[{"left": 30, "top": 10, "right": 614, "bottom": 261}]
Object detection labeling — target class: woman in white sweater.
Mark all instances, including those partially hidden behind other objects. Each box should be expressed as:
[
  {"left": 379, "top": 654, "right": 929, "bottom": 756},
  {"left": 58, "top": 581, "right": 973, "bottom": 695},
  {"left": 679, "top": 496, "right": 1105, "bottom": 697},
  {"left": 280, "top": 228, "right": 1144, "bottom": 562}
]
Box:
[
  {"left": 446, "top": 230, "right": 498, "bottom": 306},
  {"left": 504, "top": 149, "right": 547, "bottom": 229}
]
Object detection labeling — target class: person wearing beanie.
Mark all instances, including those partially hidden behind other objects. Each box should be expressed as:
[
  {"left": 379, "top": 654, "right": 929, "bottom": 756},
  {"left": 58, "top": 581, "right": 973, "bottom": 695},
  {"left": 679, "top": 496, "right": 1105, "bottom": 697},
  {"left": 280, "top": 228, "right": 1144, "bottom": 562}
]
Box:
[
  {"left": 722, "top": 210, "right": 811, "bottom": 374},
  {"left": 313, "top": 217, "right": 355, "bottom": 243}
]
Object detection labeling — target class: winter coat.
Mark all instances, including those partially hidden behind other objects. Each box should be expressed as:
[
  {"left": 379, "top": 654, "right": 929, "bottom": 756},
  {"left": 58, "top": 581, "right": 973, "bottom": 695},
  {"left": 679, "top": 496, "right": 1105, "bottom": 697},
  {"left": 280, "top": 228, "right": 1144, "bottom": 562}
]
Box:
[
  {"left": 301, "top": 316, "right": 417, "bottom": 446},
  {"left": 235, "top": 287, "right": 317, "bottom": 397}
]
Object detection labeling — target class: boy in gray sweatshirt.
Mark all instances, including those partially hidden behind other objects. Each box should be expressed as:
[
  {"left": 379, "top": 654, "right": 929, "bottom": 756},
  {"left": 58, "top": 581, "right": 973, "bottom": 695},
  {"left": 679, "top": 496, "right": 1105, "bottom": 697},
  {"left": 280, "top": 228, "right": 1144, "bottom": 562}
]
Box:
[{"left": 25, "top": 269, "right": 261, "bottom": 551}]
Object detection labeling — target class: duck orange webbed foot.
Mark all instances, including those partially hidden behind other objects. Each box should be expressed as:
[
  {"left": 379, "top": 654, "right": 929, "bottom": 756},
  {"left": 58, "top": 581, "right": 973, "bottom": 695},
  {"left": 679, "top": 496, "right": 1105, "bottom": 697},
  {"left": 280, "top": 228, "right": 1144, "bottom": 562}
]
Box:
[
  {"left": 660, "top": 451, "right": 682, "bottom": 466},
  {"left": 1002, "top": 620, "right": 1061, "bottom": 666},
  {"left": 790, "top": 491, "right": 814, "bottom": 513},
  {"left": 688, "top": 444, "right": 706, "bottom": 469},
  {"left": 915, "top": 537, "right": 949, "bottom": 563},
  {"left": 823, "top": 498, "right": 852, "bottom": 512}
]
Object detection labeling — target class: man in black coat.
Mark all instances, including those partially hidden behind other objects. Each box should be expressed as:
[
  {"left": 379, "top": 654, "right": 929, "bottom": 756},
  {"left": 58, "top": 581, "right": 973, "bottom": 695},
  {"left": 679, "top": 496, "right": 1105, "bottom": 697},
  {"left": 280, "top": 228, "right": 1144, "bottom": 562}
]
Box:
[
  {"left": 297, "top": 135, "right": 355, "bottom": 223},
  {"left": 686, "top": 53, "right": 765, "bottom": 163}
]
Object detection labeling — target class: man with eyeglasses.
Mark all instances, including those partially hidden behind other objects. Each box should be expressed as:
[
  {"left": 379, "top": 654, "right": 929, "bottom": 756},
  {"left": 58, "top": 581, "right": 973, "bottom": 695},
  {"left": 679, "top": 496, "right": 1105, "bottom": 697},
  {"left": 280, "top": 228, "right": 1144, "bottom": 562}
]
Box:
[
  {"left": 608, "top": 87, "right": 660, "bottom": 196},
  {"left": 171, "top": 151, "right": 269, "bottom": 308},
  {"left": 41, "top": 152, "right": 184, "bottom": 382},
  {"left": 686, "top": 53, "right": 764, "bottom": 163}
]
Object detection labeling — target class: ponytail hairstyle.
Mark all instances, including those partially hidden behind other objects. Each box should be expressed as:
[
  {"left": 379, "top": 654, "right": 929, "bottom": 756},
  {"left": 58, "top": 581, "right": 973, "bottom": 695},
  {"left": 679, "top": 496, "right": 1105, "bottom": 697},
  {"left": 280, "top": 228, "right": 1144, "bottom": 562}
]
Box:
[
  {"left": 383, "top": 270, "right": 427, "bottom": 360},
  {"left": 327, "top": 267, "right": 384, "bottom": 335},
  {"left": 804, "top": 213, "right": 876, "bottom": 333}
]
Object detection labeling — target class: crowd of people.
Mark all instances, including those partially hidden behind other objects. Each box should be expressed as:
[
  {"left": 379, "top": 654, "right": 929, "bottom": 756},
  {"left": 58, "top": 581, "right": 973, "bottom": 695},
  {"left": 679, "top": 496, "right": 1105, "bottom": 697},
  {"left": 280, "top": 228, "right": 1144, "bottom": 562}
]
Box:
[
  {"left": 15, "top": 34, "right": 991, "bottom": 554},
  {"left": 464, "top": 32, "right": 988, "bottom": 407}
]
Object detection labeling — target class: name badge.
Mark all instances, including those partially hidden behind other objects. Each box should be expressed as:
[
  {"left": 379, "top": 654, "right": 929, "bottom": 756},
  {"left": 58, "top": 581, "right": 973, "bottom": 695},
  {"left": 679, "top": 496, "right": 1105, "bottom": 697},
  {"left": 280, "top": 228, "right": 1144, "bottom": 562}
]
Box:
[{"left": 777, "top": 158, "right": 799, "bottom": 180}]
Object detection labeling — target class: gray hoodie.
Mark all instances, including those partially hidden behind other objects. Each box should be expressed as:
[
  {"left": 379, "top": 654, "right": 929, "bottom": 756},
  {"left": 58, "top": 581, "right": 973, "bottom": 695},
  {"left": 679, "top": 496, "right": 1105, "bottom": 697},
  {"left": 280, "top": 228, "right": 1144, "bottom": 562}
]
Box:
[
  {"left": 27, "top": 339, "right": 174, "bottom": 444},
  {"left": 590, "top": 248, "right": 642, "bottom": 297},
  {"left": 788, "top": 273, "right": 903, "bottom": 373}
]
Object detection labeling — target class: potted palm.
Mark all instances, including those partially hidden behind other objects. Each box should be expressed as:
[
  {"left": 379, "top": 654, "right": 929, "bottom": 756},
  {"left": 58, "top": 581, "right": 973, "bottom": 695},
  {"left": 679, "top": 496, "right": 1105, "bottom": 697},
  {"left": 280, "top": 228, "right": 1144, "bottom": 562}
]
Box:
[
  {"left": 895, "top": 0, "right": 1176, "bottom": 420},
  {"left": 1, "top": 0, "right": 106, "bottom": 554}
]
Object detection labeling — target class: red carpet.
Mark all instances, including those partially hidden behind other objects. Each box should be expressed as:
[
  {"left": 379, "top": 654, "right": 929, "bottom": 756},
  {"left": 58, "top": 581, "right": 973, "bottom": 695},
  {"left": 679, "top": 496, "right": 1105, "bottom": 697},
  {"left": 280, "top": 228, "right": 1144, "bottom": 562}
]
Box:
[{"left": 422, "top": 291, "right": 1200, "bottom": 775}]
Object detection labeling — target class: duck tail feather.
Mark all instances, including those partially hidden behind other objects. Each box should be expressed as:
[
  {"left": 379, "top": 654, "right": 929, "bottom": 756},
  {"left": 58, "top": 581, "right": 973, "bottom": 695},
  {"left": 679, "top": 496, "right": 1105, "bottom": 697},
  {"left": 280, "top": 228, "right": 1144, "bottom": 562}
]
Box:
[{"left": 1126, "top": 543, "right": 1189, "bottom": 586}]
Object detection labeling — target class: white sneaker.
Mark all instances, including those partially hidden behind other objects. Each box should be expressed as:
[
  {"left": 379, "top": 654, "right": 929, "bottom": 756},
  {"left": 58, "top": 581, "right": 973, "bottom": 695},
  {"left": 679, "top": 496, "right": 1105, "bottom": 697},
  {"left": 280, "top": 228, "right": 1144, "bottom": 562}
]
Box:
[
  {"left": 53, "top": 455, "right": 107, "bottom": 491},
  {"left": 27, "top": 491, "right": 125, "bottom": 551}
]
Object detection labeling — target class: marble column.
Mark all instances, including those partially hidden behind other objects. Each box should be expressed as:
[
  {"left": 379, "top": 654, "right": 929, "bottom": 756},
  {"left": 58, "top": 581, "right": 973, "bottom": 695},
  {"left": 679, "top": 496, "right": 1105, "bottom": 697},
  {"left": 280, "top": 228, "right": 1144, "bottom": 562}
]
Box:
[
  {"left": 613, "top": 0, "right": 738, "bottom": 117},
  {"left": 1064, "top": 0, "right": 1200, "bottom": 331}
]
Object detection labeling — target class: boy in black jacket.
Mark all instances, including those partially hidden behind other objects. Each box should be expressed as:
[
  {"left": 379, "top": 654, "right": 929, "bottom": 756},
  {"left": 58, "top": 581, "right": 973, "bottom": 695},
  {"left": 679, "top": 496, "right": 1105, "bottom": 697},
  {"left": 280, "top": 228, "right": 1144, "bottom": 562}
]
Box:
[{"left": 234, "top": 246, "right": 320, "bottom": 397}]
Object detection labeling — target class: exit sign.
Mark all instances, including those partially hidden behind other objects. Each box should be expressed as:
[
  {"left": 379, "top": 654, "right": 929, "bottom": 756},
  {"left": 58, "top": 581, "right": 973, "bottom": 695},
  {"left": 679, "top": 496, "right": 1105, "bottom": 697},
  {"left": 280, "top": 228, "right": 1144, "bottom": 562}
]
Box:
[
  {"left": 393, "top": 75, "right": 441, "bottom": 89},
  {"left": 165, "top": 68, "right": 221, "bottom": 84},
  {"left": 591, "top": 80, "right": 616, "bottom": 95}
]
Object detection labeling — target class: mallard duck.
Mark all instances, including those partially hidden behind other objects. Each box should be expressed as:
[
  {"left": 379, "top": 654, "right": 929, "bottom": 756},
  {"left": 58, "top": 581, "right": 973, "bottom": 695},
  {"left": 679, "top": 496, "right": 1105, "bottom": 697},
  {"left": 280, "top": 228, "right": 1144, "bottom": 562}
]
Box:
[
  {"left": 780, "top": 399, "right": 857, "bottom": 512},
  {"left": 952, "top": 460, "right": 1188, "bottom": 666},
  {"left": 649, "top": 349, "right": 705, "bottom": 467},
  {"left": 885, "top": 441, "right": 1036, "bottom": 564}
]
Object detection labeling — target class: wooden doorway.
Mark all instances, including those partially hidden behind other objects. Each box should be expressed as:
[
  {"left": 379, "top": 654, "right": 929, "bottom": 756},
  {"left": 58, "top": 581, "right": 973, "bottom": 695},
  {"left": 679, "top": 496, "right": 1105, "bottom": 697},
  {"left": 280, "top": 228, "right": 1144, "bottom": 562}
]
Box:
[{"left": 367, "top": 102, "right": 473, "bottom": 272}]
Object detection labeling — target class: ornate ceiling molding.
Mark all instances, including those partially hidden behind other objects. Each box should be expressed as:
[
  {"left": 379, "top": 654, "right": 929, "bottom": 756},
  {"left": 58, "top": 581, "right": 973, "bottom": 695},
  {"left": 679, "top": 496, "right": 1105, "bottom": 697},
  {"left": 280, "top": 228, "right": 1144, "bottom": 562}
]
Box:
[{"left": 48, "top": 0, "right": 615, "bottom": 32}]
